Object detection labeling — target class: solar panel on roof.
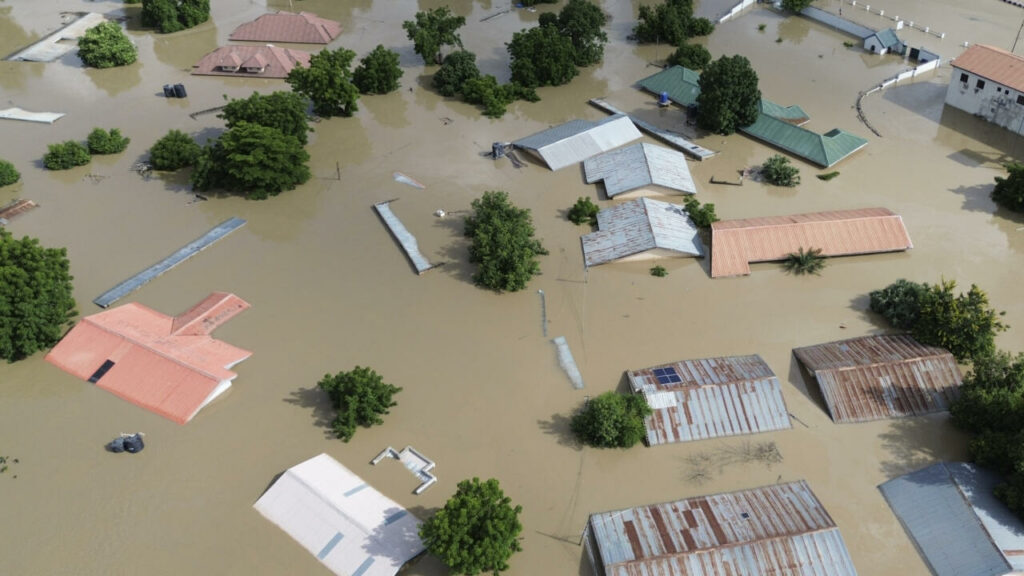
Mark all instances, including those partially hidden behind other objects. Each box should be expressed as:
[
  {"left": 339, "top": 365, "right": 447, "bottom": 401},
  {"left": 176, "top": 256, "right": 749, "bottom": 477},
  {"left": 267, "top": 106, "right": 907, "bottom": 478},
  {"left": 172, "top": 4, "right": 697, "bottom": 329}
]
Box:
[{"left": 653, "top": 366, "right": 682, "bottom": 385}]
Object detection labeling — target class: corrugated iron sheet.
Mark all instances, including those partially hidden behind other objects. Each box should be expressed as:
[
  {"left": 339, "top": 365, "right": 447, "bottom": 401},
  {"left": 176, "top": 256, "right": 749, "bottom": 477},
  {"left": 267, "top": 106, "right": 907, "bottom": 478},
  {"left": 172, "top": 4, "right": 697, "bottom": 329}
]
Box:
[
  {"left": 374, "top": 201, "right": 435, "bottom": 274},
  {"left": 710, "top": 208, "right": 912, "bottom": 278},
  {"left": 739, "top": 114, "right": 868, "bottom": 167},
  {"left": 879, "top": 462, "right": 1020, "bottom": 576},
  {"left": 638, "top": 65, "right": 702, "bottom": 107},
  {"left": 513, "top": 115, "right": 642, "bottom": 171},
  {"left": 627, "top": 355, "right": 790, "bottom": 444},
  {"left": 952, "top": 44, "right": 1024, "bottom": 93},
  {"left": 582, "top": 198, "right": 703, "bottom": 267},
  {"left": 587, "top": 480, "right": 858, "bottom": 576},
  {"left": 584, "top": 143, "right": 697, "bottom": 198},
  {"left": 229, "top": 11, "right": 341, "bottom": 44},
  {"left": 793, "top": 334, "right": 962, "bottom": 423}
]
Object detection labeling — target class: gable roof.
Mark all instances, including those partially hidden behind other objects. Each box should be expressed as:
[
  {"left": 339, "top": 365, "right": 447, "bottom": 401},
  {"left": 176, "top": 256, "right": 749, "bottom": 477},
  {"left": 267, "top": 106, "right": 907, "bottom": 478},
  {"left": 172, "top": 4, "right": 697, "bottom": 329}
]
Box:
[
  {"left": 759, "top": 98, "right": 809, "bottom": 125},
  {"left": 793, "top": 334, "right": 962, "bottom": 423},
  {"left": 739, "top": 114, "right": 868, "bottom": 167},
  {"left": 710, "top": 207, "right": 912, "bottom": 277},
  {"left": 581, "top": 198, "right": 704, "bottom": 267},
  {"left": 583, "top": 142, "right": 697, "bottom": 197},
  {"left": 952, "top": 44, "right": 1024, "bottom": 93},
  {"left": 627, "top": 355, "right": 791, "bottom": 445},
  {"left": 867, "top": 28, "right": 903, "bottom": 50},
  {"left": 587, "top": 480, "right": 857, "bottom": 576},
  {"left": 45, "top": 293, "right": 251, "bottom": 424},
  {"left": 229, "top": 11, "right": 341, "bottom": 44},
  {"left": 192, "top": 45, "right": 312, "bottom": 78},
  {"left": 513, "top": 114, "right": 642, "bottom": 170},
  {"left": 880, "top": 462, "right": 1024, "bottom": 576},
  {"left": 637, "top": 65, "right": 702, "bottom": 108},
  {"left": 254, "top": 453, "right": 425, "bottom": 576}
]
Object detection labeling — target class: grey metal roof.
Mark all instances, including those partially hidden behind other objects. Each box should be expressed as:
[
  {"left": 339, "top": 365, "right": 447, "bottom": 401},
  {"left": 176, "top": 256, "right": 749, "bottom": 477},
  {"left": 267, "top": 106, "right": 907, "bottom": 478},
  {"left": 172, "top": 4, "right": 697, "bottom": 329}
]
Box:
[
  {"left": 584, "top": 143, "right": 697, "bottom": 198},
  {"left": 513, "top": 114, "right": 642, "bottom": 171},
  {"left": 373, "top": 201, "right": 435, "bottom": 274},
  {"left": 868, "top": 28, "right": 903, "bottom": 50},
  {"left": 586, "top": 480, "right": 858, "bottom": 576},
  {"left": 627, "top": 355, "right": 791, "bottom": 445},
  {"left": 581, "top": 198, "right": 703, "bottom": 267},
  {"left": 879, "top": 462, "right": 1024, "bottom": 576}
]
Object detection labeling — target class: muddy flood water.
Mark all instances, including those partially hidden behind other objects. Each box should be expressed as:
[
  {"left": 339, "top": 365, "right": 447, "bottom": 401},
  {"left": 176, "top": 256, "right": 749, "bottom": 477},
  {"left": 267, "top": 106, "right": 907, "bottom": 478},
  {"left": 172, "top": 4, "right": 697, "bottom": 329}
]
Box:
[{"left": 2, "top": 0, "right": 1023, "bottom": 574}]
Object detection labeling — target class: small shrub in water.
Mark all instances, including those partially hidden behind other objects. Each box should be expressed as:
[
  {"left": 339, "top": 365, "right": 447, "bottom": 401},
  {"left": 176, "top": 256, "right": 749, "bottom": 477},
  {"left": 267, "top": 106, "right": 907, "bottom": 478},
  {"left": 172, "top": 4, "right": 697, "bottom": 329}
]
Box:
[
  {"left": 568, "top": 196, "right": 600, "bottom": 226},
  {"left": 817, "top": 171, "right": 840, "bottom": 181},
  {"left": 650, "top": 265, "right": 668, "bottom": 277}
]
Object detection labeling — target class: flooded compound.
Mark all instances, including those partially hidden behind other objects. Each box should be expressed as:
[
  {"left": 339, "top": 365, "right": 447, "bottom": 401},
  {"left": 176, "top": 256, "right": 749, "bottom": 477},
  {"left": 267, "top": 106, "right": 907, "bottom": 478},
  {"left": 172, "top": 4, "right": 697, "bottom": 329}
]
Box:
[{"left": 1, "top": 0, "right": 1023, "bottom": 575}]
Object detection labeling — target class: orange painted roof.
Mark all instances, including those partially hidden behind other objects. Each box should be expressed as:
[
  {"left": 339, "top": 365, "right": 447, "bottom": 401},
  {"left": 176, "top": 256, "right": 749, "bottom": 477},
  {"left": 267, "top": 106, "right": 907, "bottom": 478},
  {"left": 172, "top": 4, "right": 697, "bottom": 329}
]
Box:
[
  {"left": 710, "top": 208, "right": 912, "bottom": 277},
  {"left": 192, "top": 46, "right": 311, "bottom": 78},
  {"left": 229, "top": 11, "right": 341, "bottom": 44},
  {"left": 45, "top": 293, "right": 251, "bottom": 424},
  {"left": 952, "top": 44, "right": 1024, "bottom": 93}
]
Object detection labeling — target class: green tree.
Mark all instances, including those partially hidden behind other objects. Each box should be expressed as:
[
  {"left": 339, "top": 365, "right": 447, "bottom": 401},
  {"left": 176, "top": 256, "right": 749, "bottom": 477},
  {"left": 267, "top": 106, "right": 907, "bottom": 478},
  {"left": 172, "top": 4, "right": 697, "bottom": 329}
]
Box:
[
  {"left": 464, "top": 191, "right": 548, "bottom": 292},
  {"left": 683, "top": 196, "right": 719, "bottom": 228},
  {"left": 191, "top": 122, "right": 311, "bottom": 200},
  {"left": 87, "top": 128, "right": 130, "bottom": 155},
  {"left": 141, "top": 0, "right": 209, "bottom": 33},
  {"left": 992, "top": 161, "right": 1024, "bottom": 212},
  {"left": 697, "top": 54, "right": 761, "bottom": 135},
  {"left": 286, "top": 47, "right": 360, "bottom": 117},
  {"left": 316, "top": 366, "right": 402, "bottom": 442},
  {"left": 43, "top": 141, "right": 90, "bottom": 170},
  {"left": 77, "top": 21, "right": 137, "bottom": 68},
  {"left": 781, "top": 0, "right": 814, "bottom": 12},
  {"left": 667, "top": 42, "right": 711, "bottom": 70},
  {"left": 556, "top": 0, "right": 608, "bottom": 67},
  {"left": 219, "top": 91, "right": 311, "bottom": 145},
  {"left": 434, "top": 50, "right": 480, "bottom": 97},
  {"left": 570, "top": 392, "right": 652, "bottom": 448},
  {"left": 0, "top": 228, "right": 76, "bottom": 362},
  {"left": 869, "top": 279, "right": 1008, "bottom": 363},
  {"left": 403, "top": 6, "right": 466, "bottom": 65},
  {"left": 149, "top": 129, "right": 201, "bottom": 171},
  {"left": 0, "top": 159, "right": 19, "bottom": 187},
  {"left": 508, "top": 25, "right": 578, "bottom": 88},
  {"left": 633, "top": 0, "right": 714, "bottom": 45},
  {"left": 352, "top": 45, "right": 404, "bottom": 95},
  {"left": 761, "top": 154, "right": 801, "bottom": 187},
  {"left": 782, "top": 247, "right": 825, "bottom": 275},
  {"left": 420, "top": 478, "right": 523, "bottom": 576},
  {"left": 568, "top": 196, "right": 600, "bottom": 225}
]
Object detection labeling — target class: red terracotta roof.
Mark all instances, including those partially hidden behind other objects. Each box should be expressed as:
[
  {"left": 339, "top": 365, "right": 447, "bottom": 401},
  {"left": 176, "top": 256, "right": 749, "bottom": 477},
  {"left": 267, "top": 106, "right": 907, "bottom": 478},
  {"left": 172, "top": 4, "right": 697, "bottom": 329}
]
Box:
[
  {"left": 192, "top": 46, "right": 311, "bottom": 79},
  {"left": 710, "top": 207, "right": 912, "bottom": 277},
  {"left": 229, "top": 11, "right": 341, "bottom": 44},
  {"left": 45, "top": 293, "right": 251, "bottom": 424},
  {"left": 952, "top": 44, "right": 1024, "bottom": 93}
]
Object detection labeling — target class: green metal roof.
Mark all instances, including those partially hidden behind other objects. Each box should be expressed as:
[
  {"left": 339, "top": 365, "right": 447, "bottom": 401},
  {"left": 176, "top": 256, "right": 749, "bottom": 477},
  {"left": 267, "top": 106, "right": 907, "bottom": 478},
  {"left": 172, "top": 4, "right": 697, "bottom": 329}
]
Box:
[
  {"left": 759, "top": 99, "right": 809, "bottom": 125},
  {"left": 638, "top": 65, "right": 701, "bottom": 107},
  {"left": 740, "top": 115, "right": 868, "bottom": 167}
]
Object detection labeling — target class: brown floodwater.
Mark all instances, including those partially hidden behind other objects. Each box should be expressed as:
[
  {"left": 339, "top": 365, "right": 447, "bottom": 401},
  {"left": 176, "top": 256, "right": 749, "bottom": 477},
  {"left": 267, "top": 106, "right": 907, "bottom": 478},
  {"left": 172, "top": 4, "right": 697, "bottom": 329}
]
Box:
[{"left": 1, "top": 1, "right": 1023, "bottom": 574}]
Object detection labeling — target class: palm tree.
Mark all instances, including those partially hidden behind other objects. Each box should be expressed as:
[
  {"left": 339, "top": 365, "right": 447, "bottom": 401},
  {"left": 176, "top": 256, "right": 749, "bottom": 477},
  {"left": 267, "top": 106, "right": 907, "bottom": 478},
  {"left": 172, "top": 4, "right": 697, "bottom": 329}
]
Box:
[{"left": 783, "top": 247, "right": 826, "bottom": 275}]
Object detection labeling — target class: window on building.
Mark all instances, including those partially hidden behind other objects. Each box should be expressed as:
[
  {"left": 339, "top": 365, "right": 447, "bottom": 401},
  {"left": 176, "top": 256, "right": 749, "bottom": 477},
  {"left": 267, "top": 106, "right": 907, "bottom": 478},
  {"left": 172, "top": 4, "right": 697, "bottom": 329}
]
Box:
[
  {"left": 976, "top": 79, "right": 986, "bottom": 90},
  {"left": 1017, "top": 95, "right": 1024, "bottom": 105},
  {"left": 960, "top": 72, "right": 968, "bottom": 83}
]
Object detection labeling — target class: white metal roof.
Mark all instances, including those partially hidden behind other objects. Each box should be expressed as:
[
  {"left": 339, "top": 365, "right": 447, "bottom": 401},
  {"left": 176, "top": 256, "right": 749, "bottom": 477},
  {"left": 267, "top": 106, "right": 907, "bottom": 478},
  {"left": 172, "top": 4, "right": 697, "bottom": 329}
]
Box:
[
  {"left": 513, "top": 114, "right": 642, "bottom": 171},
  {"left": 581, "top": 198, "right": 704, "bottom": 267},
  {"left": 254, "top": 453, "right": 425, "bottom": 576},
  {"left": 583, "top": 142, "right": 697, "bottom": 197}
]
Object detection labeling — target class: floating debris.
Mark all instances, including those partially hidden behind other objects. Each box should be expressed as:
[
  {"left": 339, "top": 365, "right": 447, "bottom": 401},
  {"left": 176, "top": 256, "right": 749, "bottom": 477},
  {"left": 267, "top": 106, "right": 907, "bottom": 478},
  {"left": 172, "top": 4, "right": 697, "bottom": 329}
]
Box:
[
  {"left": 107, "top": 433, "right": 145, "bottom": 454},
  {"left": 0, "top": 107, "right": 66, "bottom": 124},
  {"left": 553, "top": 336, "right": 584, "bottom": 389},
  {"left": 374, "top": 200, "right": 437, "bottom": 274},
  {"left": 393, "top": 171, "right": 425, "bottom": 189}
]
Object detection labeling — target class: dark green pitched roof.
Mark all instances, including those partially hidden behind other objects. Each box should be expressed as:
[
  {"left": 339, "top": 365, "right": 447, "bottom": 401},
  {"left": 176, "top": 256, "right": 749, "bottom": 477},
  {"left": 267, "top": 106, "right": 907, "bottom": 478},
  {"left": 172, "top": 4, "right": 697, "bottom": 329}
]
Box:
[
  {"left": 638, "top": 65, "right": 702, "bottom": 107},
  {"left": 759, "top": 99, "right": 809, "bottom": 125},
  {"left": 740, "top": 115, "right": 868, "bottom": 167}
]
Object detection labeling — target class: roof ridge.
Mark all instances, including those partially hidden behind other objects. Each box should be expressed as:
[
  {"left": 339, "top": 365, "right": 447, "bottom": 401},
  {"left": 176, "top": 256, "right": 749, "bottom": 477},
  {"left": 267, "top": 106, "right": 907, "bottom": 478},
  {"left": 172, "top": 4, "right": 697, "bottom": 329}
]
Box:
[{"left": 942, "top": 462, "right": 1015, "bottom": 567}]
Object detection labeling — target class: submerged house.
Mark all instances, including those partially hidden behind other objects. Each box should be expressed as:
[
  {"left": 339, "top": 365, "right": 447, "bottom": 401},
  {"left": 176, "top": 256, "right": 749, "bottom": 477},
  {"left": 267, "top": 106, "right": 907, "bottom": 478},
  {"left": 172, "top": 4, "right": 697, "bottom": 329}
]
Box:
[
  {"left": 880, "top": 462, "right": 1024, "bottom": 576},
  {"left": 254, "top": 453, "right": 425, "bottom": 576},
  {"left": 45, "top": 292, "right": 251, "bottom": 424},
  {"left": 945, "top": 44, "right": 1024, "bottom": 136},
  {"left": 583, "top": 142, "right": 697, "bottom": 198},
  {"left": 512, "top": 114, "right": 642, "bottom": 171},
  {"left": 793, "top": 334, "right": 962, "bottom": 423},
  {"left": 710, "top": 207, "right": 912, "bottom": 278},
  {"left": 863, "top": 28, "right": 906, "bottom": 55},
  {"left": 627, "top": 355, "right": 791, "bottom": 445},
  {"left": 192, "top": 45, "right": 311, "bottom": 78},
  {"left": 581, "top": 197, "right": 703, "bottom": 267},
  {"left": 584, "top": 480, "right": 858, "bottom": 575},
  {"left": 229, "top": 11, "right": 341, "bottom": 44}
]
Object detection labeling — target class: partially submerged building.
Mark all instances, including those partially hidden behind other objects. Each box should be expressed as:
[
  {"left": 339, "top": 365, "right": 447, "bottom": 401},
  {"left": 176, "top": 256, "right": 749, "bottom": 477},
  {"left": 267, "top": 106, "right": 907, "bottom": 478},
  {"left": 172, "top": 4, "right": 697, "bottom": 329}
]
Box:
[
  {"left": 945, "top": 44, "right": 1024, "bottom": 136},
  {"left": 879, "top": 462, "right": 1024, "bottom": 576},
  {"left": 45, "top": 292, "right": 252, "bottom": 424},
  {"left": 584, "top": 480, "right": 858, "bottom": 575},
  {"left": 192, "top": 45, "right": 311, "bottom": 78},
  {"left": 5, "top": 12, "right": 107, "bottom": 62},
  {"left": 512, "top": 114, "right": 642, "bottom": 171},
  {"left": 254, "top": 453, "right": 425, "bottom": 576},
  {"left": 710, "top": 207, "right": 912, "bottom": 278},
  {"left": 793, "top": 334, "right": 962, "bottom": 423},
  {"left": 581, "top": 197, "right": 703, "bottom": 267},
  {"left": 863, "top": 28, "right": 906, "bottom": 55},
  {"left": 229, "top": 11, "right": 342, "bottom": 44},
  {"left": 626, "top": 355, "right": 791, "bottom": 445},
  {"left": 583, "top": 142, "right": 697, "bottom": 198}
]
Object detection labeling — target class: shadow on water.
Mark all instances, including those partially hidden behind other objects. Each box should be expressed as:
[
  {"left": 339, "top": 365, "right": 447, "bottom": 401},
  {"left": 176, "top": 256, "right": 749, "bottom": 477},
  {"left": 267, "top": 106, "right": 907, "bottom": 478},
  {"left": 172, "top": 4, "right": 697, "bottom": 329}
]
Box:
[
  {"left": 876, "top": 413, "right": 964, "bottom": 480},
  {"left": 537, "top": 412, "right": 583, "bottom": 451},
  {"left": 284, "top": 386, "right": 338, "bottom": 440},
  {"left": 435, "top": 215, "right": 476, "bottom": 285},
  {"left": 950, "top": 183, "right": 996, "bottom": 214},
  {"left": 786, "top": 353, "right": 831, "bottom": 418}
]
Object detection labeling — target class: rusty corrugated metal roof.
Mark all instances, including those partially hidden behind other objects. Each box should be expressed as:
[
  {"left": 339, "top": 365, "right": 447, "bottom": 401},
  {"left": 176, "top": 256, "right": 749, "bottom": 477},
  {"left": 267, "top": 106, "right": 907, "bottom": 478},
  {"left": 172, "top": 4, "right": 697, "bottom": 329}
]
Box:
[
  {"left": 793, "top": 334, "right": 962, "bottom": 423},
  {"left": 192, "top": 46, "right": 311, "bottom": 78},
  {"left": 710, "top": 207, "right": 913, "bottom": 277},
  {"left": 229, "top": 11, "right": 341, "bottom": 44},
  {"left": 583, "top": 142, "right": 697, "bottom": 198},
  {"left": 586, "top": 480, "right": 858, "bottom": 575},
  {"left": 582, "top": 198, "right": 704, "bottom": 267},
  {"left": 627, "top": 355, "right": 791, "bottom": 445},
  {"left": 952, "top": 44, "right": 1024, "bottom": 93}
]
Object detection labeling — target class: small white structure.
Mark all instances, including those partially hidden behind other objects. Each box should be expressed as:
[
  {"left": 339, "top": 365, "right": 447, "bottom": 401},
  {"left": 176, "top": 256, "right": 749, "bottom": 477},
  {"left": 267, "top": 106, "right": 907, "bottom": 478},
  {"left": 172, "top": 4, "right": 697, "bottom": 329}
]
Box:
[
  {"left": 254, "top": 454, "right": 425, "bottom": 576},
  {"left": 946, "top": 44, "right": 1024, "bottom": 136},
  {"left": 863, "top": 28, "right": 905, "bottom": 55},
  {"left": 512, "top": 114, "right": 642, "bottom": 171},
  {"left": 371, "top": 446, "right": 437, "bottom": 494},
  {"left": 0, "top": 107, "right": 65, "bottom": 124},
  {"left": 583, "top": 142, "right": 697, "bottom": 199},
  {"left": 581, "top": 198, "right": 704, "bottom": 267}
]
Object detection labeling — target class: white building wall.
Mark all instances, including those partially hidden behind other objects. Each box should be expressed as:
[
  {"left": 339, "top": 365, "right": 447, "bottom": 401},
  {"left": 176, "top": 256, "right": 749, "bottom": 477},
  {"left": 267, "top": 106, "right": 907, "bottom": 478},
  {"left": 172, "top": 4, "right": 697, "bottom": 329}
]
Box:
[
  {"left": 945, "top": 66, "right": 1024, "bottom": 135},
  {"left": 864, "top": 37, "right": 889, "bottom": 55}
]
